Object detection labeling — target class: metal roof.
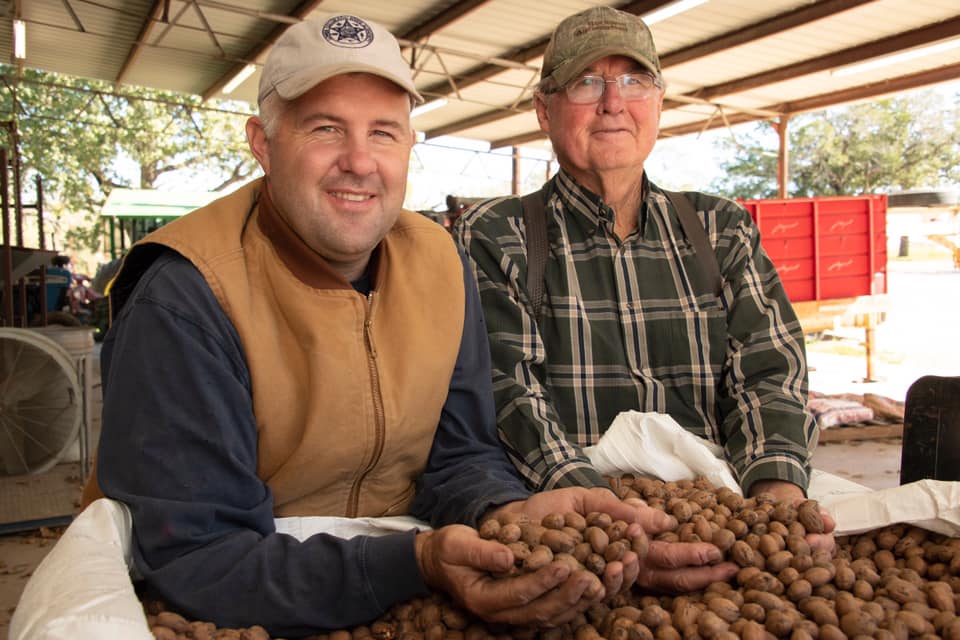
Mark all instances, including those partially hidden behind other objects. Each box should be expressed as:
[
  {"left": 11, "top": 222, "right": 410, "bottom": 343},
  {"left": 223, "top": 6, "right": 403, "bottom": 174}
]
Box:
[{"left": 3, "top": 0, "right": 959, "bottom": 151}]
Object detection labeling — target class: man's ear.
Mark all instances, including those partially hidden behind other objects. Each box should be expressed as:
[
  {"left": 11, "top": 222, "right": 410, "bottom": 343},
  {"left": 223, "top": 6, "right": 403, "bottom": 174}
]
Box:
[
  {"left": 534, "top": 93, "right": 551, "bottom": 136},
  {"left": 245, "top": 116, "right": 271, "bottom": 175}
]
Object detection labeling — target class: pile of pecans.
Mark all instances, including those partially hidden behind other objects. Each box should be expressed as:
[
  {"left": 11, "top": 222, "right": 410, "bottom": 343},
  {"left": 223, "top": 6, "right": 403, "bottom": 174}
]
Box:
[
  {"left": 477, "top": 508, "right": 649, "bottom": 579},
  {"left": 145, "top": 475, "right": 960, "bottom": 640},
  {"left": 143, "top": 600, "right": 269, "bottom": 640}
]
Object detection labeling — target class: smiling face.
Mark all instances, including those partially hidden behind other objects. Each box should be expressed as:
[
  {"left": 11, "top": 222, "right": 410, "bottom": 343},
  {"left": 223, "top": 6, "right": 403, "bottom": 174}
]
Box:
[
  {"left": 536, "top": 55, "right": 664, "bottom": 194},
  {"left": 246, "top": 73, "right": 414, "bottom": 282}
]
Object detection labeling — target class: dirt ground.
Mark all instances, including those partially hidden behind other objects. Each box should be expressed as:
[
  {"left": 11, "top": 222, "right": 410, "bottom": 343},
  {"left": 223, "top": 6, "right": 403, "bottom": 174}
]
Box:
[
  {"left": 0, "top": 254, "right": 955, "bottom": 638},
  {"left": 0, "top": 527, "right": 67, "bottom": 637},
  {"left": 806, "top": 254, "right": 960, "bottom": 400}
]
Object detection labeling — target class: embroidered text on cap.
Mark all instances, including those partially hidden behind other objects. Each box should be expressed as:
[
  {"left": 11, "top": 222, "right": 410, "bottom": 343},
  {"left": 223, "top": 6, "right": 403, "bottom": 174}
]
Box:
[{"left": 322, "top": 15, "right": 374, "bottom": 48}]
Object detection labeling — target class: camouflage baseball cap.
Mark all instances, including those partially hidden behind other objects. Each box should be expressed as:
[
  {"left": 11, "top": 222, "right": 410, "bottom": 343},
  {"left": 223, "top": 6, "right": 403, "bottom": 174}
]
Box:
[{"left": 541, "top": 6, "right": 661, "bottom": 88}]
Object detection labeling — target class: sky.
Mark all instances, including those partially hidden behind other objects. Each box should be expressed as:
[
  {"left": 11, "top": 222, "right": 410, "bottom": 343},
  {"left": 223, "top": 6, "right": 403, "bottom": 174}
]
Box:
[{"left": 646, "top": 128, "right": 733, "bottom": 191}]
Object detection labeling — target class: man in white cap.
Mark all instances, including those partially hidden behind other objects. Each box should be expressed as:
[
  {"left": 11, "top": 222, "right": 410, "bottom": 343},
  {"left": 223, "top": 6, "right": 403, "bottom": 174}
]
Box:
[
  {"left": 457, "top": 6, "right": 835, "bottom": 548},
  {"left": 81, "top": 11, "right": 736, "bottom": 637}
]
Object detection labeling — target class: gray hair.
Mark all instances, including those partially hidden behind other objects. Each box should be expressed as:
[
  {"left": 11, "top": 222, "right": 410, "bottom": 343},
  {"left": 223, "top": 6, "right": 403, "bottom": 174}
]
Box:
[
  {"left": 537, "top": 75, "right": 560, "bottom": 97},
  {"left": 257, "top": 91, "right": 288, "bottom": 139}
]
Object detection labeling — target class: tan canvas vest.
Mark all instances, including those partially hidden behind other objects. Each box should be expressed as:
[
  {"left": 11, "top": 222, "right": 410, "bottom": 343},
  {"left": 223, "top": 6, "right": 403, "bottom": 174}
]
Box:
[{"left": 83, "top": 179, "right": 465, "bottom": 517}]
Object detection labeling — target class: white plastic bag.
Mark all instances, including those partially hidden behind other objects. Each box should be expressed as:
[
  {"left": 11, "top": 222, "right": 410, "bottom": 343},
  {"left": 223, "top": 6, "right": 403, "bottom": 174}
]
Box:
[
  {"left": 10, "top": 501, "right": 429, "bottom": 640},
  {"left": 582, "top": 409, "right": 960, "bottom": 538},
  {"left": 275, "top": 514, "right": 430, "bottom": 539},
  {"left": 9, "top": 498, "right": 153, "bottom": 640},
  {"left": 819, "top": 479, "right": 960, "bottom": 537},
  {"left": 583, "top": 410, "right": 740, "bottom": 491}
]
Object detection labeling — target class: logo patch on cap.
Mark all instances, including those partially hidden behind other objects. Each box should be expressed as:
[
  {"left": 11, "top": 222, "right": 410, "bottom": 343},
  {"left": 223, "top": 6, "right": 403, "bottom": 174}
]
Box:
[{"left": 322, "top": 15, "right": 374, "bottom": 48}]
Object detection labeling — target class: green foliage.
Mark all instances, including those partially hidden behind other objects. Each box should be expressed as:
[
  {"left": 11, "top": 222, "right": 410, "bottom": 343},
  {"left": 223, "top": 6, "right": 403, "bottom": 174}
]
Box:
[
  {"left": 706, "top": 127, "right": 781, "bottom": 200},
  {"left": 708, "top": 88, "right": 960, "bottom": 199},
  {"left": 0, "top": 66, "right": 258, "bottom": 257}
]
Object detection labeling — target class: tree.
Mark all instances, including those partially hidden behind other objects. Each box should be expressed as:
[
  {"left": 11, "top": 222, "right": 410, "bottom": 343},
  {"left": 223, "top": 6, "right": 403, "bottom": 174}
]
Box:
[
  {"left": 704, "top": 127, "right": 781, "bottom": 200},
  {"left": 708, "top": 87, "right": 960, "bottom": 199},
  {"left": 0, "top": 66, "right": 259, "bottom": 263}
]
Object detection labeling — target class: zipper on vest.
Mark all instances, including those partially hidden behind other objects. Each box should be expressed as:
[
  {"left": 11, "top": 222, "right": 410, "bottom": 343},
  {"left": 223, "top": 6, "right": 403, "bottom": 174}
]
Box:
[{"left": 347, "top": 291, "right": 385, "bottom": 517}]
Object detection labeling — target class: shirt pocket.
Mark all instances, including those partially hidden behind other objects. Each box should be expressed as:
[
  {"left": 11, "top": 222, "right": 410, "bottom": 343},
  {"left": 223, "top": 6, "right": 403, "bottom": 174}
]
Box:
[{"left": 641, "top": 306, "right": 728, "bottom": 375}]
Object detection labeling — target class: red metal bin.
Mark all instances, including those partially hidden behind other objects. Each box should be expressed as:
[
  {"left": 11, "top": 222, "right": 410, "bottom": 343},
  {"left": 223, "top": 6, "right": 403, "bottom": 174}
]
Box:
[{"left": 739, "top": 195, "right": 888, "bottom": 303}]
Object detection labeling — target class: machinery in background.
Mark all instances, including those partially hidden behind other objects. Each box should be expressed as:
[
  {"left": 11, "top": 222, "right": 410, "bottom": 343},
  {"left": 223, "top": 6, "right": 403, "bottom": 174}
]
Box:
[{"left": 10, "top": 255, "right": 104, "bottom": 329}]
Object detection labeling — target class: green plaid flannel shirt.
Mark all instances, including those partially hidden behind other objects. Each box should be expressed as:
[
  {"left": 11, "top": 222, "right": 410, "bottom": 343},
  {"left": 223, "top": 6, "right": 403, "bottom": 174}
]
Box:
[{"left": 454, "top": 170, "right": 816, "bottom": 495}]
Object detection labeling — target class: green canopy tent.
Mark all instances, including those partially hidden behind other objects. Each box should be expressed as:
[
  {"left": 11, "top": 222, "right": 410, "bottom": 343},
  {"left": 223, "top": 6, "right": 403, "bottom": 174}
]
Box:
[{"left": 100, "top": 188, "right": 221, "bottom": 260}]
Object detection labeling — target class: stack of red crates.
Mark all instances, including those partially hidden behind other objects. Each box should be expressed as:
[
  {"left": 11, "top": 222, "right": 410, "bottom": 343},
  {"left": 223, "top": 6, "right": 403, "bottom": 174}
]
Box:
[{"left": 738, "top": 195, "right": 888, "bottom": 303}]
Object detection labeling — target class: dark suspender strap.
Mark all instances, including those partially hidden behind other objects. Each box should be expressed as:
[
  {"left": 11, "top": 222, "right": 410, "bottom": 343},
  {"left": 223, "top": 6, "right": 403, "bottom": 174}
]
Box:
[
  {"left": 663, "top": 190, "right": 724, "bottom": 297},
  {"left": 522, "top": 188, "right": 721, "bottom": 320},
  {"left": 521, "top": 189, "right": 548, "bottom": 319}
]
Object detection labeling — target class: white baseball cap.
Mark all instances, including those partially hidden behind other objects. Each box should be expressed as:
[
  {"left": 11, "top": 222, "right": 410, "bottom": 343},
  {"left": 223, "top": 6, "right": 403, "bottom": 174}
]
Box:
[{"left": 257, "top": 13, "right": 424, "bottom": 104}]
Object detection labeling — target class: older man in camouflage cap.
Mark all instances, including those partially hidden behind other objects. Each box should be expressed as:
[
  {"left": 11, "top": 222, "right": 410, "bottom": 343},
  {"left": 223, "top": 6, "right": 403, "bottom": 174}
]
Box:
[{"left": 456, "top": 6, "right": 835, "bottom": 556}]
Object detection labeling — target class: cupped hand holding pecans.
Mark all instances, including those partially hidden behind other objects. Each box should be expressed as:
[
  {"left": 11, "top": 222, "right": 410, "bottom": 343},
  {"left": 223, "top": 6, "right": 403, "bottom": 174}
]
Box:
[
  {"left": 414, "top": 523, "right": 604, "bottom": 627},
  {"left": 486, "top": 487, "right": 648, "bottom": 602},
  {"left": 411, "top": 484, "right": 739, "bottom": 628},
  {"left": 748, "top": 479, "right": 837, "bottom": 554},
  {"left": 485, "top": 486, "right": 740, "bottom": 600},
  {"left": 414, "top": 486, "right": 646, "bottom": 626}
]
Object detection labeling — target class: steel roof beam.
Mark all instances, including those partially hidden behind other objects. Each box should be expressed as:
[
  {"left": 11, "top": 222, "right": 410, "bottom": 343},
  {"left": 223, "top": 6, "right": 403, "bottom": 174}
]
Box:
[
  {"left": 690, "top": 15, "right": 960, "bottom": 101},
  {"left": 660, "top": 63, "right": 960, "bottom": 138},
  {"left": 429, "top": 98, "right": 535, "bottom": 139},
  {"left": 424, "top": 0, "right": 885, "bottom": 140},
  {"left": 201, "top": 0, "right": 325, "bottom": 101},
  {"left": 416, "top": 0, "right": 674, "bottom": 100},
  {"left": 115, "top": 0, "right": 165, "bottom": 86},
  {"left": 661, "top": 0, "right": 876, "bottom": 67},
  {"left": 493, "top": 62, "right": 960, "bottom": 148},
  {"left": 399, "top": 0, "right": 490, "bottom": 42}
]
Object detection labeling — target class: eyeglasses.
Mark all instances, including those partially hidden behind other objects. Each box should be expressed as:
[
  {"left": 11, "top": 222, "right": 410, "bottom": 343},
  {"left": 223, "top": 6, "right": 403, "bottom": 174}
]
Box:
[{"left": 556, "top": 72, "right": 663, "bottom": 104}]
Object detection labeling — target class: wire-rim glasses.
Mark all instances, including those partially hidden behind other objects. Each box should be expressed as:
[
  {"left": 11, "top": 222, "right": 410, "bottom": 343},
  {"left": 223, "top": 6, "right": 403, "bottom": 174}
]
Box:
[{"left": 555, "top": 73, "right": 663, "bottom": 104}]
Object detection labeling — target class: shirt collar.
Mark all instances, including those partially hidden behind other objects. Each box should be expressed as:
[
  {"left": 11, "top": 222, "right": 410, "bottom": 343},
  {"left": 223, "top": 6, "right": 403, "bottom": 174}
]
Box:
[{"left": 552, "top": 169, "right": 651, "bottom": 235}]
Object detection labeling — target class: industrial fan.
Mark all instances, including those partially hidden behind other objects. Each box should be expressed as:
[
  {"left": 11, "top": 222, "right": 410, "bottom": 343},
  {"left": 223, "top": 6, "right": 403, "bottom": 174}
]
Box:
[{"left": 0, "top": 328, "right": 82, "bottom": 476}]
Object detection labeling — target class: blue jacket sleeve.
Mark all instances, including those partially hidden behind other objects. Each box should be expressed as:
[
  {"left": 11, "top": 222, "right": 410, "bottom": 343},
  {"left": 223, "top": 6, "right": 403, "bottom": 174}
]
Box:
[
  {"left": 95, "top": 249, "right": 429, "bottom": 636},
  {"left": 409, "top": 250, "right": 531, "bottom": 527}
]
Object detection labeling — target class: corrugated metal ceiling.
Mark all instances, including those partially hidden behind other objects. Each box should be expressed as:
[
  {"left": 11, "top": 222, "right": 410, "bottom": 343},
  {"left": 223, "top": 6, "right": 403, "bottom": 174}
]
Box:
[{"left": 2, "top": 0, "right": 959, "bottom": 151}]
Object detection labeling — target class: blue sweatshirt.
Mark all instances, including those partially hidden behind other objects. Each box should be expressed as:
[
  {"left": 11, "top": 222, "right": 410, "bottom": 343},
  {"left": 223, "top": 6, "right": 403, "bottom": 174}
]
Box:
[{"left": 95, "top": 247, "right": 530, "bottom": 637}]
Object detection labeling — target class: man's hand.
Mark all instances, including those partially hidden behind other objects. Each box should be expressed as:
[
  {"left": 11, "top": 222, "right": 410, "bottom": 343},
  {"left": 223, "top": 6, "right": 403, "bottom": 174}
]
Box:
[
  {"left": 489, "top": 486, "right": 676, "bottom": 534},
  {"left": 749, "top": 479, "right": 836, "bottom": 553},
  {"left": 486, "top": 487, "right": 666, "bottom": 599},
  {"left": 414, "top": 525, "right": 603, "bottom": 627},
  {"left": 488, "top": 487, "right": 738, "bottom": 598},
  {"left": 636, "top": 539, "right": 739, "bottom": 593},
  {"left": 416, "top": 486, "right": 743, "bottom": 627}
]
